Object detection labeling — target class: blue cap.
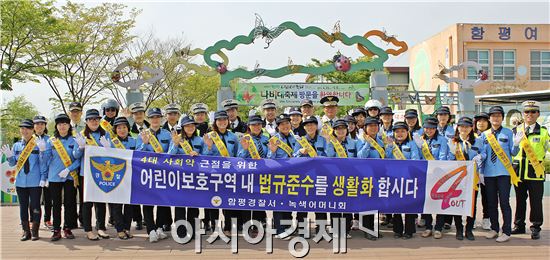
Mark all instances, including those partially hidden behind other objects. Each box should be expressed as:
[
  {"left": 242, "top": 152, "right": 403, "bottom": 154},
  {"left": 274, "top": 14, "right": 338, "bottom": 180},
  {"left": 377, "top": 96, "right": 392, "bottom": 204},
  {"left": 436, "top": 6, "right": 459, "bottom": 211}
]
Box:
[
  {"left": 365, "top": 117, "right": 380, "bottom": 125},
  {"left": 404, "top": 109, "right": 418, "bottom": 118},
  {"left": 33, "top": 115, "right": 47, "bottom": 124},
  {"left": 423, "top": 117, "right": 438, "bottom": 128},
  {"left": 435, "top": 106, "right": 451, "bottom": 115},
  {"left": 179, "top": 116, "right": 196, "bottom": 126},
  {"left": 332, "top": 119, "right": 348, "bottom": 129},
  {"left": 302, "top": 116, "right": 318, "bottom": 126},
  {"left": 474, "top": 112, "right": 489, "bottom": 120},
  {"left": 113, "top": 117, "right": 130, "bottom": 127},
  {"left": 344, "top": 115, "right": 356, "bottom": 124},
  {"left": 351, "top": 108, "right": 366, "bottom": 117},
  {"left": 147, "top": 108, "right": 163, "bottom": 118},
  {"left": 54, "top": 114, "right": 70, "bottom": 124},
  {"left": 300, "top": 99, "right": 313, "bottom": 107},
  {"left": 457, "top": 117, "right": 474, "bottom": 127},
  {"left": 276, "top": 114, "right": 291, "bottom": 125},
  {"left": 19, "top": 119, "right": 34, "bottom": 128},
  {"left": 488, "top": 106, "right": 505, "bottom": 116},
  {"left": 393, "top": 121, "right": 408, "bottom": 130},
  {"left": 248, "top": 115, "right": 263, "bottom": 125},
  {"left": 214, "top": 110, "right": 229, "bottom": 120},
  {"left": 288, "top": 107, "right": 302, "bottom": 116},
  {"left": 379, "top": 106, "right": 394, "bottom": 115},
  {"left": 85, "top": 109, "right": 101, "bottom": 120}
]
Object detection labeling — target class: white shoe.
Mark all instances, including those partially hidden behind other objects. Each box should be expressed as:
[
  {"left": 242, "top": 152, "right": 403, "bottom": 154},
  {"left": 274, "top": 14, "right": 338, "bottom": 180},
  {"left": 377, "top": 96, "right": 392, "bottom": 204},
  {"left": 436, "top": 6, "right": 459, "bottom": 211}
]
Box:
[
  {"left": 496, "top": 234, "right": 510, "bottom": 243},
  {"left": 482, "top": 218, "right": 491, "bottom": 230},
  {"left": 351, "top": 220, "right": 359, "bottom": 230},
  {"left": 417, "top": 219, "right": 426, "bottom": 227},
  {"left": 485, "top": 230, "right": 498, "bottom": 239},
  {"left": 148, "top": 230, "right": 159, "bottom": 243},
  {"left": 156, "top": 228, "right": 168, "bottom": 240}
]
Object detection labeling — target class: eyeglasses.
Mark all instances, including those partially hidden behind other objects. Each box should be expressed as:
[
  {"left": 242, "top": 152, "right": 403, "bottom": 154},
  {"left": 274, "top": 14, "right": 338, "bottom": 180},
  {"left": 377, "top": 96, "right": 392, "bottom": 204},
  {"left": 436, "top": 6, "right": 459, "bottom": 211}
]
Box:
[
  {"left": 524, "top": 110, "right": 538, "bottom": 114},
  {"left": 105, "top": 108, "right": 117, "bottom": 112}
]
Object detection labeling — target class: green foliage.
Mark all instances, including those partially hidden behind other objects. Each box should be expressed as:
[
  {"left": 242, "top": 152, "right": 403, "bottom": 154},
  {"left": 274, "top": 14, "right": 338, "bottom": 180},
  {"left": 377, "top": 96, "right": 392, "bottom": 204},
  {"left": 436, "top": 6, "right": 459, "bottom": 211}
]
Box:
[{"left": 0, "top": 96, "right": 39, "bottom": 144}]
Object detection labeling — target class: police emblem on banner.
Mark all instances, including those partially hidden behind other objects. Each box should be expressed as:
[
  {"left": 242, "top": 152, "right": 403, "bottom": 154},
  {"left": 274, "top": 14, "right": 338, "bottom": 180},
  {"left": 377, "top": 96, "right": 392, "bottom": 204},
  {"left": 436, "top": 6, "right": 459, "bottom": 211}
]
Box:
[{"left": 90, "top": 156, "right": 127, "bottom": 193}]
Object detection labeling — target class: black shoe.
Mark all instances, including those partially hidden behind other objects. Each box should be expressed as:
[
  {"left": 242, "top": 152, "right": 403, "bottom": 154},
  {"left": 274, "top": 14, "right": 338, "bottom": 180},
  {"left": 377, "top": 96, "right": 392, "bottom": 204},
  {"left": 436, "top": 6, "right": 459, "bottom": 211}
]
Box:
[
  {"left": 443, "top": 223, "right": 451, "bottom": 230},
  {"left": 531, "top": 230, "right": 540, "bottom": 240},
  {"left": 163, "top": 225, "right": 171, "bottom": 232},
  {"left": 511, "top": 226, "right": 526, "bottom": 234},
  {"left": 135, "top": 222, "right": 143, "bottom": 231},
  {"left": 403, "top": 233, "right": 413, "bottom": 239},
  {"left": 465, "top": 231, "right": 475, "bottom": 241},
  {"left": 393, "top": 233, "right": 403, "bottom": 239},
  {"left": 364, "top": 233, "right": 378, "bottom": 241},
  {"left": 456, "top": 232, "right": 464, "bottom": 240}
]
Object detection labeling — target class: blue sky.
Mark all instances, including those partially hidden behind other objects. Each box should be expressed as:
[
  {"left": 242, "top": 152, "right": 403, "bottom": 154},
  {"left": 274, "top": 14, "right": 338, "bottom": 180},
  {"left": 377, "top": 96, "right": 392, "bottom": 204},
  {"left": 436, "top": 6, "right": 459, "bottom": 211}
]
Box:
[{"left": 3, "top": 0, "right": 549, "bottom": 116}]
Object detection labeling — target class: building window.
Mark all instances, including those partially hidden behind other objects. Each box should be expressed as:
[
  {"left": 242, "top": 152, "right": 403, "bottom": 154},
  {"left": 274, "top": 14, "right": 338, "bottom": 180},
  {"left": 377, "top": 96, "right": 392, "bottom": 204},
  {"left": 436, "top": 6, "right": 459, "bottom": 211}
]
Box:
[
  {"left": 466, "top": 50, "right": 489, "bottom": 79},
  {"left": 493, "top": 50, "right": 515, "bottom": 80},
  {"left": 530, "top": 50, "right": 550, "bottom": 81}
]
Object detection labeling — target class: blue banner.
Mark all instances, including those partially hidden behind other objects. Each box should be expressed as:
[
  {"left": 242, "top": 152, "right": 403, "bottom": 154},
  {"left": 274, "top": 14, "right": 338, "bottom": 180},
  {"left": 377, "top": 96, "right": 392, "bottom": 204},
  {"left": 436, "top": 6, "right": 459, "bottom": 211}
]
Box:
[{"left": 83, "top": 147, "right": 476, "bottom": 215}]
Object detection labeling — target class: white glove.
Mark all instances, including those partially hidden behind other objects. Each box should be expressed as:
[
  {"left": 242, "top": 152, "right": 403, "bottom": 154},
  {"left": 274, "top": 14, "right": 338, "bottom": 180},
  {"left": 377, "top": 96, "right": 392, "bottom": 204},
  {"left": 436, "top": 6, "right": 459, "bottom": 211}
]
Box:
[
  {"left": 58, "top": 168, "right": 70, "bottom": 178},
  {"left": 1, "top": 144, "right": 14, "bottom": 158},
  {"left": 39, "top": 180, "right": 48, "bottom": 187},
  {"left": 447, "top": 139, "right": 457, "bottom": 155},
  {"left": 412, "top": 133, "right": 424, "bottom": 148},
  {"left": 472, "top": 154, "right": 482, "bottom": 164},
  {"left": 513, "top": 131, "right": 524, "bottom": 146},
  {"left": 99, "top": 136, "right": 111, "bottom": 148},
  {"left": 36, "top": 137, "right": 46, "bottom": 152},
  {"left": 385, "top": 142, "right": 394, "bottom": 151},
  {"left": 75, "top": 133, "right": 86, "bottom": 149}
]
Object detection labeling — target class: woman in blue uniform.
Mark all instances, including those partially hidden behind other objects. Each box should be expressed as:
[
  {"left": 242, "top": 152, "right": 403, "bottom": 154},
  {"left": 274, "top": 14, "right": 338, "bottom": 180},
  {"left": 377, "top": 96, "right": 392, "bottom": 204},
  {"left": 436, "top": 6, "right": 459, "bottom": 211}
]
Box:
[
  {"left": 445, "top": 117, "right": 484, "bottom": 240},
  {"left": 473, "top": 112, "right": 491, "bottom": 230},
  {"left": 2, "top": 119, "right": 47, "bottom": 241},
  {"left": 358, "top": 117, "right": 387, "bottom": 240},
  {"left": 33, "top": 115, "right": 52, "bottom": 230},
  {"left": 203, "top": 110, "right": 240, "bottom": 236},
  {"left": 168, "top": 115, "right": 205, "bottom": 241},
  {"left": 404, "top": 109, "right": 423, "bottom": 138},
  {"left": 237, "top": 115, "right": 269, "bottom": 237},
  {"left": 105, "top": 117, "right": 136, "bottom": 240},
  {"left": 136, "top": 107, "right": 172, "bottom": 243},
  {"left": 41, "top": 114, "right": 80, "bottom": 241},
  {"left": 325, "top": 119, "right": 363, "bottom": 238},
  {"left": 385, "top": 121, "right": 420, "bottom": 239},
  {"left": 293, "top": 116, "right": 328, "bottom": 235},
  {"left": 413, "top": 117, "right": 449, "bottom": 239},
  {"left": 74, "top": 108, "right": 111, "bottom": 240},
  {"left": 268, "top": 114, "right": 298, "bottom": 239}
]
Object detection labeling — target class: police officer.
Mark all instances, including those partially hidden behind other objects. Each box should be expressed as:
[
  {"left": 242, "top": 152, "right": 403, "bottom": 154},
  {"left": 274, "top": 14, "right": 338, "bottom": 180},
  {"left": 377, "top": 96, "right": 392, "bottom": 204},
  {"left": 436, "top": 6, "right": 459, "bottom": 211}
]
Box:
[
  {"left": 32, "top": 115, "right": 52, "bottom": 230},
  {"left": 108, "top": 117, "right": 136, "bottom": 240},
  {"left": 204, "top": 110, "right": 241, "bottom": 236},
  {"left": 262, "top": 99, "right": 278, "bottom": 136},
  {"left": 351, "top": 108, "right": 367, "bottom": 140},
  {"left": 414, "top": 117, "right": 449, "bottom": 239},
  {"left": 190, "top": 103, "right": 210, "bottom": 137},
  {"left": 42, "top": 114, "right": 80, "bottom": 241},
  {"left": 345, "top": 115, "right": 360, "bottom": 140},
  {"left": 379, "top": 106, "right": 394, "bottom": 139},
  {"left": 364, "top": 99, "right": 382, "bottom": 118},
  {"left": 404, "top": 109, "right": 422, "bottom": 137},
  {"left": 320, "top": 95, "right": 339, "bottom": 126},
  {"left": 385, "top": 121, "right": 420, "bottom": 239},
  {"left": 268, "top": 114, "right": 298, "bottom": 239},
  {"left": 511, "top": 101, "right": 549, "bottom": 240},
  {"left": 129, "top": 102, "right": 150, "bottom": 138},
  {"left": 288, "top": 107, "right": 305, "bottom": 136},
  {"left": 325, "top": 119, "right": 363, "bottom": 238},
  {"left": 163, "top": 103, "right": 181, "bottom": 132},
  {"left": 169, "top": 115, "right": 206, "bottom": 241},
  {"left": 436, "top": 106, "right": 455, "bottom": 139},
  {"left": 101, "top": 99, "right": 119, "bottom": 125},
  {"left": 73, "top": 108, "right": 111, "bottom": 240},
  {"left": 358, "top": 117, "right": 386, "bottom": 240},
  {"left": 222, "top": 99, "right": 247, "bottom": 134},
  {"left": 238, "top": 115, "right": 269, "bottom": 236},
  {"left": 2, "top": 119, "right": 47, "bottom": 241},
  {"left": 300, "top": 99, "right": 322, "bottom": 131},
  {"left": 137, "top": 107, "right": 172, "bottom": 242},
  {"left": 479, "top": 106, "right": 520, "bottom": 243},
  {"left": 294, "top": 116, "right": 328, "bottom": 234},
  {"left": 69, "top": 102, "right": 86, "bottom": 135},
  {"left": 474, "top": 112, "right": 492, "bottom": 230}
]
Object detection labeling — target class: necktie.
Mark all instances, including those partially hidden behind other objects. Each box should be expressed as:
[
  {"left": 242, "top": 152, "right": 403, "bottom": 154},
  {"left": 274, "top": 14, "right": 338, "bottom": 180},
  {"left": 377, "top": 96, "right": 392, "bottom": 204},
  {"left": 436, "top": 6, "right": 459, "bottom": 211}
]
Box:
[
  {"left": 255, "top": 137, "right": 265, "bottom": 157},
  {"left": 462, "top": 142, "right": 470, "bottom": 160},
  {"left": 490, "top": 130, "right": 498, "bottom": 163},
  {"left": 329, "top": 120, "right": 333, "bottom": 126}
]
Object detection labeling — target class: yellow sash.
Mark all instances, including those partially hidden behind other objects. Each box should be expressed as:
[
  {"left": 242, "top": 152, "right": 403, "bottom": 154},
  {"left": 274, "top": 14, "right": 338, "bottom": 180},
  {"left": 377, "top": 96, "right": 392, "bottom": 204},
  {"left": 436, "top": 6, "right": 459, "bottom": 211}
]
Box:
[
  {"left": 297, "top": 136, "right": 318, "bottom": 157},
  {"left": 51, "top": 137, "right": 79, "bottom": 187},
  {"left": 421, "top": 139, "right": 435, "bottom": 160},
  {"left": 243, "top": 134, "right": 261, "bottom": 159},
  {"left": 486, "top": 131, "right": 521, "bottom": 186},
  {"left": 269, "top": 136, "right": 293, "bottom": 157},
  {"left": 328, "top": 135, "right": 347, "bottom": 158},
  {"left": 364, "top": 134, "right": 385, "bottom": 158},
  {"left": 146, "top": 130, "right": 164, "bottom": 153},
  {"left": 391, "top": 142, "right": 406, "bottom": 160},
  {"left": 208, "top": 131, "right": 229, "bottom": 157},
  {"left": 179, "top": 139, "right": 194, "bottom": 155},
  {"left": 110, "top": 136, "right": 126, "bottom": 150},
  {"left": 15, "top": 136, "right": 36, "bottom": 176},
  {"left": 517, "top": 125, "right": 545, "bottom": 178},
  {"left": 100, "top": 119, "right": 115, "bottom": 137},
  {"left": 81, "top": 130, "right": 99, "bottom": 146},
  {"left": 454, "top": 141, "right": 479, "bottom": 191},
  {"left": 321, "top": 123, "right": 333, "bottom": 137}
]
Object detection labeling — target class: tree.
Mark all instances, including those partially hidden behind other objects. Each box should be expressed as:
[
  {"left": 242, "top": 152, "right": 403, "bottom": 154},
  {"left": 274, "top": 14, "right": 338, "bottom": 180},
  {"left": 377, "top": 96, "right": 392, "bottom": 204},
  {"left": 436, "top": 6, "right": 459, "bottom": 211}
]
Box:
[
  {"left": 0, "top": 0, "right": 67, "bottom": 91},
  {"left": 41, "top": 2, "right": 139, "bottom": 113},
  {"left": 0, "top": 96, "right": 39, "bottom": 144}
]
